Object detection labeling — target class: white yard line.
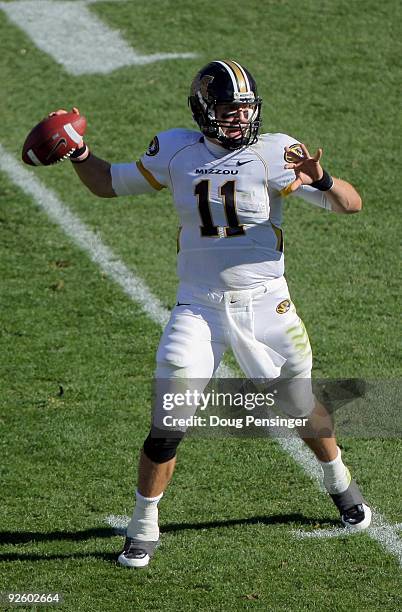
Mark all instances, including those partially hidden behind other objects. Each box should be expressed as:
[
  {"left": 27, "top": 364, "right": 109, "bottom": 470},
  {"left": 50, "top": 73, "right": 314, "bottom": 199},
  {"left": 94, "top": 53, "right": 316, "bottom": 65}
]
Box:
[
  {"left": 0, "top": 143, "right": 400, "bottom": 567},
  {"left": 105, "top": 515, "right": 129, "bottom": 536},
  {"left": 293, "top": 522, "right": 402, "bottom": 540},
  {"left": 293, "top": 520, "right": 402, "bottom": 567},
  {"left": 0, "top": 1, "right": 197, "bottom": 75}
]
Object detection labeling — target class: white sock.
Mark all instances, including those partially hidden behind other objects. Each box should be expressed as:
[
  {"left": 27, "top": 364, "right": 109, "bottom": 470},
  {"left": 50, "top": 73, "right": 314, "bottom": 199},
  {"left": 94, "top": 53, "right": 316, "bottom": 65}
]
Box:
[
  {"left": 319, "top": 447, "right": 351, "bottom": 494},
  {"left": 126, "top": 490, "right": 163, "bottom": 541}
]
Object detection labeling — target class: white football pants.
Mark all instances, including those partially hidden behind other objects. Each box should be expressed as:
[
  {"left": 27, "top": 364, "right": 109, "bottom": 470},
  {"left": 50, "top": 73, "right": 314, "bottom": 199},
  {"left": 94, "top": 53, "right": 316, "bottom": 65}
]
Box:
[{"left": 156, "top": 276, "right": 314, "bottom": 417}]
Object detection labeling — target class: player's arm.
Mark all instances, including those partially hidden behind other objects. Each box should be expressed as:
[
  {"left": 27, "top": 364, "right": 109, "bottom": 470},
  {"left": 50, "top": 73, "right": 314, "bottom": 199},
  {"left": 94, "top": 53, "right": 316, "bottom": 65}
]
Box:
[
  {"left": 71, "top": 151, "right": 115, "bottom": 198},
  {"left": 323, "top": 177, "right": 362, "bottom": 213},
  {"left": 72, "top": 150, "right": 160, "bottom": 198},
  {"left": 284, "top": 143, "right": 362, "bottom": 214}
]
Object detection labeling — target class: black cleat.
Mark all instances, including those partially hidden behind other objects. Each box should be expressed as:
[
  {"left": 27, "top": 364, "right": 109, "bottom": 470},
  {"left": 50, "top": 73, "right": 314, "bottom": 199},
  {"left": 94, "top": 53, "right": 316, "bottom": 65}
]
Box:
[
  {"left": 118, "top": 537, "right": 160, "bottom": 568},
  {"left": 341, "top": 503, "right": 372, "bottom": 530},
  {"left": 330, "top": 480, "right": 372, "bottom": 530}
]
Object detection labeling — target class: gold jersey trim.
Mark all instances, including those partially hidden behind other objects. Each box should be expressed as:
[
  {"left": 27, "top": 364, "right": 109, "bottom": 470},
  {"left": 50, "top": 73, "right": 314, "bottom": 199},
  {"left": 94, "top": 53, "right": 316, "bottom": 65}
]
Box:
[
  {"left": 280, "top": 183, "right": 294, "bottom": 197},
  {"left": 176, "top": 226, "right": 182, "bottom": 253},
  {"left": 271, "top": 222, "right": 284, "bottom": 252},
  {"left": 136, "top": 160, "right": 165, "bottom": 191}
]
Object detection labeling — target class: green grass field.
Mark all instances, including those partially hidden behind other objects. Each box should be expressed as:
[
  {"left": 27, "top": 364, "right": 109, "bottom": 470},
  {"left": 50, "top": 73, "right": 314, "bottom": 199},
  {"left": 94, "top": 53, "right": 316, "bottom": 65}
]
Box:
[{"left": 0, "top": 0, "right": 401, "bottom": 610}]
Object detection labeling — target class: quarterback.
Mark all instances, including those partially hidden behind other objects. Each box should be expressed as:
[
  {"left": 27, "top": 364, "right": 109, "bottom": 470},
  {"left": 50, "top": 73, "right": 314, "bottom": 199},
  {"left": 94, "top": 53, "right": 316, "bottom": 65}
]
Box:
[{"left": 54, "top": 59, "right": 371, "bottom": 567}]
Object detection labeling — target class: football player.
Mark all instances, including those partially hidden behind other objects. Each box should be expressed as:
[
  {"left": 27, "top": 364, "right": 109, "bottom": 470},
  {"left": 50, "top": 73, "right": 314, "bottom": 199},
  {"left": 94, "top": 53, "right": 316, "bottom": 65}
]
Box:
[{"left": 56, "top": 59, "right": 371, "bottom": 567}]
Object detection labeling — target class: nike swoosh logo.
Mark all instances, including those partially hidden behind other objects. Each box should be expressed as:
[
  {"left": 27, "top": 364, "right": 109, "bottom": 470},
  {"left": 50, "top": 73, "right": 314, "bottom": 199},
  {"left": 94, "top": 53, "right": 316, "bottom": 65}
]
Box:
[
  {"left": 236, "top": 160, "right": 254, "bottom": 166},
  {"left": 46, "top": 137, "right": 67, "bottom": 161}
]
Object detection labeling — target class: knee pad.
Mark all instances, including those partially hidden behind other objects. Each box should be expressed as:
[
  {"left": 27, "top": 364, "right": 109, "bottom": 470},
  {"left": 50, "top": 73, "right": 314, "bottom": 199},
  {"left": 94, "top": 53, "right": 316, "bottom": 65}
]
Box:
[{"left": 143, "top": 428, "right": 184, "bottom": 464}]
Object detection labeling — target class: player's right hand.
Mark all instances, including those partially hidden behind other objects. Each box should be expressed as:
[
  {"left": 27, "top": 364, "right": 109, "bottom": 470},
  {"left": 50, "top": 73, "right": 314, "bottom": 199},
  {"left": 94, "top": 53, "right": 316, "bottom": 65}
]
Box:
[{"left": 47, "top": 107, "right": 85, "bottom": 147}]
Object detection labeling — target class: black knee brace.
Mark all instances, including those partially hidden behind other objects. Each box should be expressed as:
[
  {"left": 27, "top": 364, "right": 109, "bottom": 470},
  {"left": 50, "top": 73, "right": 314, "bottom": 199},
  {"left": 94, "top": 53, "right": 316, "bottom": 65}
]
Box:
[{"left": 143, "top": 428, "right": 184, "bottom": 464}]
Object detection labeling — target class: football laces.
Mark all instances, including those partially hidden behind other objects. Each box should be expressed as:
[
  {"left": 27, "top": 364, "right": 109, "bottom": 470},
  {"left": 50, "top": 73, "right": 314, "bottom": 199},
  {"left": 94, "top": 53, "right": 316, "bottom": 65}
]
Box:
[{"left": 53, "top": 148, "right": 75, "bottom": 164}]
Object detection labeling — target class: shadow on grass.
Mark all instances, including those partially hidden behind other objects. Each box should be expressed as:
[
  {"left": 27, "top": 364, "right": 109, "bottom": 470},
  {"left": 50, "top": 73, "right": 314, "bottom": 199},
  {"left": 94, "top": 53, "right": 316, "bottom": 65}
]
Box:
[
  {"left": 0, "top": 551, "right": 119, "bottom": 563},
  {"left": 0, "top": 513, "right": 339, "bottom": 562}
]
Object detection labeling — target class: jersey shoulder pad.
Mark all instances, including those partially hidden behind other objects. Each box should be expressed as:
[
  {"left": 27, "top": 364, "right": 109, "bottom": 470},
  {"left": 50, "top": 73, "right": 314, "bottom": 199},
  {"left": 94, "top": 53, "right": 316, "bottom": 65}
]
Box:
[
  {"left": 144, "top": 128, "right": 200, "bottom": 162},
  {"left": 255, "top": 133, "right": 302, "bottom": 191},
  {"left": 139, "top": 128, "right": 200, "bottom": 188},
  {"left": 256, "top": 132, "right": 302, "bottom": 163}
]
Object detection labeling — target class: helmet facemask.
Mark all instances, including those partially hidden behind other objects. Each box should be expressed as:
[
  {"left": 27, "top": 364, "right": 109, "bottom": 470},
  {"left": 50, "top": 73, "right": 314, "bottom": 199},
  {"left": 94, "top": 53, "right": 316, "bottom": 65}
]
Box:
[{"left": 209, "top": 100, "right": 261, "bottom": 150}]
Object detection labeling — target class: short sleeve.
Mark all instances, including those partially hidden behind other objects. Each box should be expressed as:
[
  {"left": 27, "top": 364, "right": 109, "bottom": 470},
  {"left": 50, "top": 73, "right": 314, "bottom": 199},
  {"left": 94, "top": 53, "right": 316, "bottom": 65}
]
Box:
[
  {"left": 136, "top": 133, "right": 169, "bottom": 190},
  {"left": 258, "top": 133, "right": 301, "bottom": 192},
  {"left": 258, "top": 133, "right": 331, "bottom": 210},
  {"left": 290, "top": 184, "right": 332, "bottom": 210},
  {"left": 111, "top": 162, "right": 156, "bottom": 196},
  {"left": 137, "top": 129, "right": 201, "bottom": 192},
  {"left": 110, "top": 130, "right": 181, "bottom": 195}
]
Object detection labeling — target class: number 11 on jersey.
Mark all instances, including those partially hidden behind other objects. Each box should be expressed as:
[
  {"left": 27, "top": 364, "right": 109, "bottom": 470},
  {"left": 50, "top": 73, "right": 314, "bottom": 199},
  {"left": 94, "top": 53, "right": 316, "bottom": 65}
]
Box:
[{"left": 194, "top": 179, "right": 245, "bottom": 238}]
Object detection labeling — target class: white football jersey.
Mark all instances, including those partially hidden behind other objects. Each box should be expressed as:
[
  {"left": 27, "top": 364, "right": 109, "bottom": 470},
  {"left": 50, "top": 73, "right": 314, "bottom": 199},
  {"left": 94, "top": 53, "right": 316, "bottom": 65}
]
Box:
[{"left": 111, "top": 129, "right": 331, "bottom": 290}]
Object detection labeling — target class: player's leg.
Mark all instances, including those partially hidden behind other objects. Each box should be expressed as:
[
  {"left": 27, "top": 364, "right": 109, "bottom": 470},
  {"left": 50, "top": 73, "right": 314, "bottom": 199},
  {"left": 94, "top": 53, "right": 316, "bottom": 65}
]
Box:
[
  {"left": 296, "top": 399, "right": 337, "bottom": 461},
  {"left": 137, "top": 445, "right": 177, "bottom": 497},
  {"left": 298, "top": 402, "right": 371, "bottom": 530},
  {"left": 253, "top": 280, "right": 371, "bottom": 529},
  {"left": 118, "top": 304, "right": 226, "bottom": 568},
  {"left": 118, "top": 443, "right": 179, "bottom": 568}
]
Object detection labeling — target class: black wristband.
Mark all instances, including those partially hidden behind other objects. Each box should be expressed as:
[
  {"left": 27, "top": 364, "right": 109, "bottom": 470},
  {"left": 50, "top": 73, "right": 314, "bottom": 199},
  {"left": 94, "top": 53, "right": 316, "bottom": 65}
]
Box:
[
  {"left": 70, "top": 144, "right": 87, "bottom": 158},
  {"left": 311, "top": 169, "right": 334, "bottom": 191},
  {"left": 70, "top": 143, "right": 90, "bottom": 163}
]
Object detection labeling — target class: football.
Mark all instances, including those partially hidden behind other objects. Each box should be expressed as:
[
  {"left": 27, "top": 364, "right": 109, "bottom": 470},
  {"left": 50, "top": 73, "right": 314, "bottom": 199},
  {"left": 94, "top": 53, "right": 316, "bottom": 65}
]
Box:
[{"left": 22, "top": 112, "right": 86, "bottom": 166}]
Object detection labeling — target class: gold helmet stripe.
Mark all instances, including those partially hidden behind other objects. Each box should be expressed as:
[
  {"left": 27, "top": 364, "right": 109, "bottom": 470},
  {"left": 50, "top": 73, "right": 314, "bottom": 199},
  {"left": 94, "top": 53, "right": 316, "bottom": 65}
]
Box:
[
  {"left": 226, "top": 59, "right": 251, "bottom": 92},
  {"left": 219, "top": 59, "right": 249, "bottom": 93}
]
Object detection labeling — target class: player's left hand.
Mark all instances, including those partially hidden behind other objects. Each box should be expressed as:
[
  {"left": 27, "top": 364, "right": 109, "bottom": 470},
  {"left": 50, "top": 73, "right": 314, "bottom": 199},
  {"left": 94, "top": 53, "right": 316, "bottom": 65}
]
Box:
[{"left": 284, "top": 143, "right": 323, "bottom": 192}]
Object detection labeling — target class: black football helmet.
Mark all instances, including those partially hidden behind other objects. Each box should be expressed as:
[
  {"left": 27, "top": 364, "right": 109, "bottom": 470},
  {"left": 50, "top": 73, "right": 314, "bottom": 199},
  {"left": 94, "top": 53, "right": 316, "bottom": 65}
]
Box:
[{"left": 189, "top": 59, "right": 262, "bottom": 150}]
